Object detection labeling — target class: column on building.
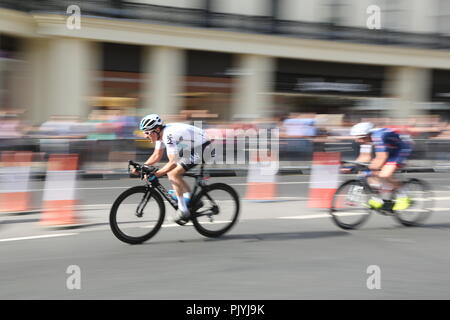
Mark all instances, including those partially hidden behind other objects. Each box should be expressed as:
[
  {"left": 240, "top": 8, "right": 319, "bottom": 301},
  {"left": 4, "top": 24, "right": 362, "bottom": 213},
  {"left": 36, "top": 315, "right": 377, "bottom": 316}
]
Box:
[
  {"left": 47, "top": 37, "right": 98, "bottom": 120},
  {"left": 410, "top": 0, "right": 437, "bottom": 34},
  {"left": 0, "top": 35, "right": 32, "bottom": 116},
  {"left": 142, "top": 46, "right": 185, "bottom": 117},
  {"left": 24, "top": 38, "right": 48, "bottom": 125},
  {"left": 231, "top": 54, "right": 275, "bottom": 119},
  {"left": 25, "top": 37, "right": 99, "bottom": 125},
  {"left": 384, "top": 66, "right": 431, "bottom": 118},
  {"left": 278, "top": 0, "right": 322, "bottom": 23},
  {"left": 0, "top": 54, "right": 2, "bottom": 110}
]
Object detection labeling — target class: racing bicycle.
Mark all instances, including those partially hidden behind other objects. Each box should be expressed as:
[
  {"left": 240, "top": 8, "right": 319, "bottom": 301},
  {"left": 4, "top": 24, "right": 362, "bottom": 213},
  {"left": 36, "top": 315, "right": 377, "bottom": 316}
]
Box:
[
  {"left": 329, "top": 160, "right": 433, "bottom": 230},
  {"left": 109, "top": 161, "right": 240, "bottom": 244}
]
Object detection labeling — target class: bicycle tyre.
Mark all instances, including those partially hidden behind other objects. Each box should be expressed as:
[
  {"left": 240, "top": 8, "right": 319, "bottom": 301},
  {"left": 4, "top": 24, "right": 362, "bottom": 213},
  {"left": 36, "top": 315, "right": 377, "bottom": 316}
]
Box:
[
  {"left": 110, "top": 186, "right": 165, "bottom": 244},
  {"left": 330, "top": 179, "right": 372, "bottom": 230},
  {"left": 191, "top": 183, "right": 240, "bottom": 238},
  {"left": 393, "top": 178, "right": 433, "bottom": 227}
]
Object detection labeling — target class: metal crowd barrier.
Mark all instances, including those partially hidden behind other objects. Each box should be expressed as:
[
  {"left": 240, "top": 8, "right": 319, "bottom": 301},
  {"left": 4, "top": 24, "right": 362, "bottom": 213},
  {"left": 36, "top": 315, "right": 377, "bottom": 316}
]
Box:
[{"left": 1, "top": 137, "right": 449, "bottom": 168}]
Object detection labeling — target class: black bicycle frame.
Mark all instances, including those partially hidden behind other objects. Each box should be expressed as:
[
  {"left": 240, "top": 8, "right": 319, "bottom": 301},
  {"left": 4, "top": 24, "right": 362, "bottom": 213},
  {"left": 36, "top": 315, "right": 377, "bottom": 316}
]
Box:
[
  {"left": 143, "top": 164, "right": 210, "bottom": 211},
  {"left": 152, "top": 182, "right": 180, "bottom": 210},
  {"left": 131, "top": 159, "right": 218, "bottom": 217}
]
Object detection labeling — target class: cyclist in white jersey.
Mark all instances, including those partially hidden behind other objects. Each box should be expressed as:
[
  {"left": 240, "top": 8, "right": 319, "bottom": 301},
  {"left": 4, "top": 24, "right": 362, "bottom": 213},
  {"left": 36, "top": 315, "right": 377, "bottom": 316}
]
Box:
[{"left": 134, "top": 114, "right": 211, "bottom": 222}]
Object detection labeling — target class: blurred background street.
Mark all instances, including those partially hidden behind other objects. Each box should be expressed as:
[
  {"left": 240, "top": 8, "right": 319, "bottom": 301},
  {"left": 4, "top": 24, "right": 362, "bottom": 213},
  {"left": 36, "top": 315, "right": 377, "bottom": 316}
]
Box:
[
  {"left": 2, "top": 173, "right": 450, "bottom": 299},
  {"left": 1, "top": 0, "right": 450, "bottom": 299}
]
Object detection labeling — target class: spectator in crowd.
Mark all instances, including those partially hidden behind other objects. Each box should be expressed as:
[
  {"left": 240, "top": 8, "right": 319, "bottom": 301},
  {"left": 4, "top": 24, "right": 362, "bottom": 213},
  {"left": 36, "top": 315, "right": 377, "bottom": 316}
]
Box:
[
  {"left": 280, "top": 113, "right": 316, "bottom": 160},
  {"left": 0, "top": 112, "right": 23, "bottom": 139},
  {"left": 37, "top": 115, "right": 87, "bottom": 154},
  {"left": 0, "top": 111, "right": 26, "bottom": 151}
]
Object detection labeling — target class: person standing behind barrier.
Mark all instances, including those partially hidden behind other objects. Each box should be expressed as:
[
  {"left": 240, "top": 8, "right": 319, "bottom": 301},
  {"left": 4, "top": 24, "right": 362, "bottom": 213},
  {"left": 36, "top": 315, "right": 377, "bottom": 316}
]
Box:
[
  {"left": 38, "top": 115, "right": 86, "bottom": 155},
  {"left": 280, "top": 113, "right": 316, "bottom": 161},
  {"left": 0, "top": 111, "right": 28, "bottom": 152}
]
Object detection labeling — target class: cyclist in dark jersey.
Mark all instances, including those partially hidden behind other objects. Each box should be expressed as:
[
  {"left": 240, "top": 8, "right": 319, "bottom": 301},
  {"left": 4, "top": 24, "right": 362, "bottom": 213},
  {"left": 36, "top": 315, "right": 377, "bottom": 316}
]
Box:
[{"left": 349, "top": 122, "right": 413, "bottom": 211}]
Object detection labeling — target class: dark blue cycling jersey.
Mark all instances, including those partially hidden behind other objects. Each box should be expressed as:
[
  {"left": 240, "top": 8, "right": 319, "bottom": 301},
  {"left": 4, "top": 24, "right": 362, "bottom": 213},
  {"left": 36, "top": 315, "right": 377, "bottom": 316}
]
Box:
[{"left": 370, "top": 128, "right": 412, "bottom": 165}]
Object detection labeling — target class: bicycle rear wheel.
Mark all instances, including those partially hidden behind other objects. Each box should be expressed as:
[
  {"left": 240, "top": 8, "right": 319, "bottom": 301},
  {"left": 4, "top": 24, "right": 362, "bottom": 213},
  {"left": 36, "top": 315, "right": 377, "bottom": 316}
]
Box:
[
  {"left": 330, "top": 180, "right": 372, "bottom": 230},
  {"left": 393, "top": 178, "right": 433, "bottom": 227},
  {"left": 110, "top": 186, "right": 165, "bottom": 244},
  {"left": 190, "top": 183, "right": 240, "bottom": 238}
]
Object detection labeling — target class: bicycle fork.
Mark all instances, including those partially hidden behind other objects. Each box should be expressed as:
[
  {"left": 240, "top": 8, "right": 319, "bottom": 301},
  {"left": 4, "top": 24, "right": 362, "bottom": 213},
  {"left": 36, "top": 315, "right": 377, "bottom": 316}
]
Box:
[{"left": 136, "top": 190, "right": 152, "bottom": 218}]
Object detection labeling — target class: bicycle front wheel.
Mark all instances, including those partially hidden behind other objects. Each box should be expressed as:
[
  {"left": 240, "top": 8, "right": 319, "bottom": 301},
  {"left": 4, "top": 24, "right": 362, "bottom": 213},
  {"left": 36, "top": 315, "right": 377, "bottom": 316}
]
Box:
[
  {"left": 110, "top": 186, "right": 165, "bottom": 244},
  {"left": 393, "top": 178, "right": 433, "bottom": 227},
  {"left": 330, "top": 180, "right": 372, "bottom": 230},
  {"left": 191, "top": 183, "right": 240, "bottom": 238}
]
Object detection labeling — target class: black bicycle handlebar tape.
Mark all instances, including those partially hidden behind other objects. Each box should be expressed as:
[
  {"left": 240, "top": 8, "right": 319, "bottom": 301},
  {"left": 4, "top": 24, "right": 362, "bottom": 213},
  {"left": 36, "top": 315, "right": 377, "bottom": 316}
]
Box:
[
  {"left": 128, "top": 160, "right": 141, "bottom": 169},
  {"left": 128, "top": 160, "right": 159, "bottom": 176}
]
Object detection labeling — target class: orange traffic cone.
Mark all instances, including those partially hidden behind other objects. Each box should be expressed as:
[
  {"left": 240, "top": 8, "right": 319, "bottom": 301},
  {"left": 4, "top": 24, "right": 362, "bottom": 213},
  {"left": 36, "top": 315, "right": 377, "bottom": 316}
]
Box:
[
  {"left": 0, "top": 151, "right": 33, "bottom": 214},
  {"left": 40, "top": 154, "right": 79, "bottom": 226},
  {"left": 244, "top": 149, "right": 279, "bottom": 201},
  {"left": 308, "top": 152, "right": 341, "bottom": 208}
]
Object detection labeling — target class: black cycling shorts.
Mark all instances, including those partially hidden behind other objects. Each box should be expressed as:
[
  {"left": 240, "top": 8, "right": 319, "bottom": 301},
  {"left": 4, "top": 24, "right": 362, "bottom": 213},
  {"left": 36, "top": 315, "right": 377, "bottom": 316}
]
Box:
[{"left": 178, "top": 141, "right": 213, "bottom": 172}]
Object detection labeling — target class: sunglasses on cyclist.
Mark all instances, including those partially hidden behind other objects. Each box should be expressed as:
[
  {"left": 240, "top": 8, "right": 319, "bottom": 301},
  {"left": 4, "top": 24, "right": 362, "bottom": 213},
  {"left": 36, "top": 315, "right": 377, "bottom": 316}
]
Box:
[{"left": 144, "top": 130, "right": 156, "bottom": 135}]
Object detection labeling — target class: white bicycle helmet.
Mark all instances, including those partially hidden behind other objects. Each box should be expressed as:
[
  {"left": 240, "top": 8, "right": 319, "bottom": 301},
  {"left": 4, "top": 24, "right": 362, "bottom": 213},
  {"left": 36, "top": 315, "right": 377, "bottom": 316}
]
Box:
[
  {"left": 140, "top": 114, "right": 163, "bottom": 131},
  {"left": 350, "top": 122, "right": 374, "bottom": 137}
]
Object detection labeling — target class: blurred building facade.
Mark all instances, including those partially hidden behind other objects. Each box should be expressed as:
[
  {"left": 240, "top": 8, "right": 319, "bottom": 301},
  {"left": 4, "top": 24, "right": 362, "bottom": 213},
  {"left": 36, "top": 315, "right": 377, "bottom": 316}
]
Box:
[{"left": 1, "top": 0, "right": 450, "bottom": 125}]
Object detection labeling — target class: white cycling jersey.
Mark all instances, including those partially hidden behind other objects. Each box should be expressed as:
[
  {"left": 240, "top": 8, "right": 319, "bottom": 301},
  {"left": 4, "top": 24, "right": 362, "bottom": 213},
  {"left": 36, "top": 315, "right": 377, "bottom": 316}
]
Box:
[{"left": 155, "top": 123, "right": 209, "bottom": 155}]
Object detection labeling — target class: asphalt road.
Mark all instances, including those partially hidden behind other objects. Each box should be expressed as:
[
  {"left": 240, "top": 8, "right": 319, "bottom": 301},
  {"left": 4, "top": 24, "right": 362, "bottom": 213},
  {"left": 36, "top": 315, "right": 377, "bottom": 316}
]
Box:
[{"left": 1, "top": 173, "right": 450, "bottom": 299}]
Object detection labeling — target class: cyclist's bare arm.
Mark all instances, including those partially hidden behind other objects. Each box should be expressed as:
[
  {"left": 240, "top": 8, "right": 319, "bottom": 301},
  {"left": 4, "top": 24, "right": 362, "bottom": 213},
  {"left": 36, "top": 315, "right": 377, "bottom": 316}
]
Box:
[
  {"left": 131, "top": 148, "right": 164, "bottom": 176},
  {"left": 144, "top": 147, "right": 164, "bottom": 166},
  {"left": 370, "top": 152, "right": 400, "bottom": 189},
  {"left": 154, "top": 153, "right": 178, "bottom": 178},
  {"left": 341, "top": 149, "right": 371, "bottom": 173},
  {"left": 356, "top": 144, "right": 372, "bottom": 163},
  {"left": 369, "top": 151, "right": 388, "bottom": 171},
  {"left": 356, "top": 152, "right": 372, "bottom": 163}
]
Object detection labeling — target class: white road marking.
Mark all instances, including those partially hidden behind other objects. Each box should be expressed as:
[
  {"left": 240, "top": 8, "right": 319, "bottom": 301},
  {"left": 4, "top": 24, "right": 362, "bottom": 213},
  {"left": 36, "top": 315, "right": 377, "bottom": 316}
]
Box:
[
  {"left": 279, "top": 207, "right": 449, "bottom": 220},
  {"left": 229, "top": 182, "right": 310, "bottom": 186},
  {"left": 278, "top": 214, "right": 331, "bottom": 220},
  {"left": 140, "top": 220, "right": 233, "bottom": 229},
  {"left": 273, "top": 197, "right": 308, "bottom": 200},
  {"left": 426, "top": 208, "right": 449, "bottom": 212},
  {"left": 0, "top": 233, "right": 78, "bottom": 243},
  {"left": 27, "top": 186, "right": 131, "bottom": 192},
  {"left": 163, "top": 223, "right": 193, "bottom": 228}
]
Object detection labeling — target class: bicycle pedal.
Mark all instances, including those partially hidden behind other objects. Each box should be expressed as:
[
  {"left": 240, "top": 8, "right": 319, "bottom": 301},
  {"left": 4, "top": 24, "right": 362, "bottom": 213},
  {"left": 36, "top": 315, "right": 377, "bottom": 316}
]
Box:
[{"left": 174, "top": 215, "right": 190, "bottom": 225}]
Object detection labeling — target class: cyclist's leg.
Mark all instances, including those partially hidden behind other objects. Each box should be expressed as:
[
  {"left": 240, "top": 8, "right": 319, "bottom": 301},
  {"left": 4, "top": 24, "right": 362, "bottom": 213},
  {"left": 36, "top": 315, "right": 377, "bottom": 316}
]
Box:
[
  {"left": 174, "top": 141, "right": 209, "bottom": 199},
  {"left": 174, "top": 143, "right": 203, "bottom": 197},
  {"left": 380, "top": 151, "right": 411, "bottom": 189},
  {"left": 167, "top": 164, "right": 191, "bottom": 197},
  {"left": 378, "top": 162, "right": 399, "bottom": 189},
  {"left": 367, "top": 173, "right": 381, "bottom": 189},
  {"left": 366, "top": 170, "right": 385, "bottom": 209},
  {"left": 366, "top": 162, "right": 396, "bottom": 209},
  {"left": 385, "top": 157, "right": 411, "bottom": 210},
  {"left": 167, "top": 164, "right": 193, "bottom": 219}
]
